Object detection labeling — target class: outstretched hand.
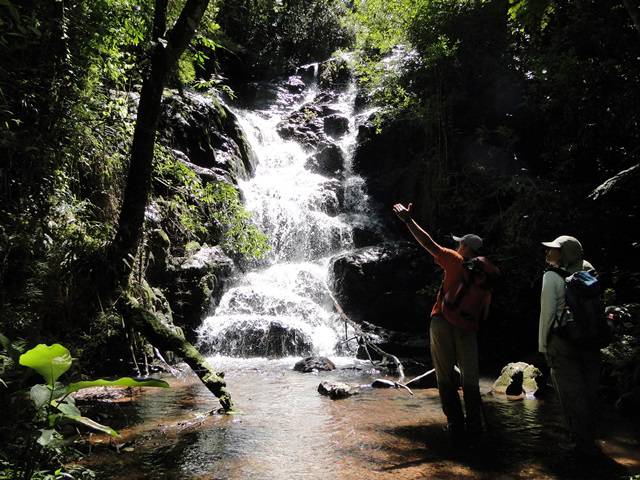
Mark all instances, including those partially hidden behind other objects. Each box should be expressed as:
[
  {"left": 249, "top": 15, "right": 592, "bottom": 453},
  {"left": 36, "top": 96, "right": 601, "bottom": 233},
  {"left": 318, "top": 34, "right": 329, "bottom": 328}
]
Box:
[{"left": 393, "top": 203, "right": 413, "bottom": 223}]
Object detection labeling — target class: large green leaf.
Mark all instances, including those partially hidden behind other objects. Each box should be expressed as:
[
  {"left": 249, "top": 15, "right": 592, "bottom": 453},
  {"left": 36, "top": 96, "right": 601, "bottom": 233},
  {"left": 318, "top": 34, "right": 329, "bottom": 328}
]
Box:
[
  {"left": 19, "top": 344, "right": 72, "bottom": 386},
  {"left": 56, "top": 400, "right": 82, "bottom": 418},
  {"left": 66, "top": 376, "right": 169, "bottom": 394},
  {"left": 59, "top": 412, "right": 118, "bottom": 437}
]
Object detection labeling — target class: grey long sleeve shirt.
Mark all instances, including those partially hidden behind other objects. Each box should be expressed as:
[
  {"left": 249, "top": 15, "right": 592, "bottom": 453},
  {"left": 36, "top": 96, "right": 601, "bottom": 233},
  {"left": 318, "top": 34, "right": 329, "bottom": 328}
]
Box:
[{"left": 538, "top": 260, "right": 594, "bottom": 353}]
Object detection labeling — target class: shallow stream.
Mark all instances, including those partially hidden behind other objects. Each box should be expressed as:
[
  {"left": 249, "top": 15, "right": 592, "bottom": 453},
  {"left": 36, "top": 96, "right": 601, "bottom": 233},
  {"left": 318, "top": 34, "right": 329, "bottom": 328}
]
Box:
[{"left": 80, "top": 358, "right": 639, "bottom": 480}]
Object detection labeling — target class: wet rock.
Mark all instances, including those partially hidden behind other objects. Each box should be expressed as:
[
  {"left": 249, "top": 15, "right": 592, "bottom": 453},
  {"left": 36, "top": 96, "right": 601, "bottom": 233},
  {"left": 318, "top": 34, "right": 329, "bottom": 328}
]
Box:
[
  {"left": 165, "top": 246, "right": 234, "bottom": 339},
  {"left": 294, "top": 356, "right": 336, "bottom": 373},
  {"left": 352, "top": 118, "right": 427, "bottom": 212},
  {"left": 318, "top": 381, "right": 359, "bottom": 399},
  {"left": 276, "top": 104, "right": 326, "bottom": 149},
  {"left": 285, "top": 75, "right": 306, "bottom": 94},
  {"left": 296, "top": 63, "right": 318, "bottom": 82},
  {"left": 328, "top": 242, "right": 435, "bottom": 332},
  {"left": 202, "top": 318, "right": 314, "bottom": 357},
  {"left": 352, "top": 225, "right": 384, "bottom": 248},
  {"left": 158, "top": 90, "right": 257, "bottom": 181},
  {"left": 323, "top": 114, "right": 349, "bottom": 138},
  {"left": 492, "top": 362, "right": 542, "bottom": 395},
  {"left": 305, "top": 144, "right": 345, "bottom": 177},
  {"left": 171, "top": 149, "right": 236, "bottom": 185},
  {"left": 235, "top": 81, "right": 281, "bottom": 108},
  {"left": 307, "top": 180, "right": 343, "bottom": 216},
  {"left": 371, "top": 379, "right": 396, "bottom": 388}
]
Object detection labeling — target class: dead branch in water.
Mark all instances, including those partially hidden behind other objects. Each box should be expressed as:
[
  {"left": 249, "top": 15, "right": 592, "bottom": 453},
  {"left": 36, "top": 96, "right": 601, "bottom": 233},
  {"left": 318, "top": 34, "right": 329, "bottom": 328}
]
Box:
[{"left": 328, "top": 290, "right": 413, "bottom": 395}]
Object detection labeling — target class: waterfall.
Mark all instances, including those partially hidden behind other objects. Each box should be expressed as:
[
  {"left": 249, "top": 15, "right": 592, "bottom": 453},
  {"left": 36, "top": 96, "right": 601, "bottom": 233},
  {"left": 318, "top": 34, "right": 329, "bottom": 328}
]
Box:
[{"left": 197, "top": 75, "right": 376, "bottom": 358}]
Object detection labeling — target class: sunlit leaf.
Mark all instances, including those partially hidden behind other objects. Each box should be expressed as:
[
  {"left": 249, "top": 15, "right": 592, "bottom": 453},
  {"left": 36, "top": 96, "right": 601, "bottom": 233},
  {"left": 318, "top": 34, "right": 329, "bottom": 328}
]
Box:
[
  {"left": 60, "top": 414, "right": 118, "bottom": 437},
  {"left": 19, "top": 344, "right": 72, "bottom": 386}
]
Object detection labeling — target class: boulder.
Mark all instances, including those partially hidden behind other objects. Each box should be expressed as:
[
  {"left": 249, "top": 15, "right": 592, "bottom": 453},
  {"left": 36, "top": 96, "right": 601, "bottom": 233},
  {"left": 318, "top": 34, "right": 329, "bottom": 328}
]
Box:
[
  {"left": 296, "top": 63, "right": 318, "bottom": 82},
  {"left": 285, "top": 75, "right": 306, "bottom": 94},
  {"left": 328, "top": 242, "right": 435, "bottom": 331},
  {"left": 371, "top": 379, "right": 396, "bottom": 388},
  {"left": 305, "top": 144, "right": 345, "bottom": 177},
  {"left": 323, "top": 114, "right": 349, "bottom": 138},
  {"left": 202, "top": 318, "right": 313, "bottom": 357},
  {"left": 158, "top": 90, "right": 257, "bottom": 181},
  {"left": 318, "top": 381, "right": 359, "bottom": 400},
  {"left": 294, "top": 356, "right": 336, "bottom": 373},
  {"left": 276, "top": 104, "right": 326, "bottom": 149},
  {"left": 492, "top": 362, "right": 542, "bottom": 395},
  {"left": 165, "top": 246, "right": 234, "bottom": 339}
]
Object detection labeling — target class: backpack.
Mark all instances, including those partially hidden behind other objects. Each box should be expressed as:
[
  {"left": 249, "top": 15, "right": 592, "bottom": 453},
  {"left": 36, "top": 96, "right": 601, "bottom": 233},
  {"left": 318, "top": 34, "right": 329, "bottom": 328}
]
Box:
[
  {"left": 442, "top": 256, "right": 499, "bottom": 330},
  {"left": 549, "top": 268, "right": 612, "bottom": 349}
]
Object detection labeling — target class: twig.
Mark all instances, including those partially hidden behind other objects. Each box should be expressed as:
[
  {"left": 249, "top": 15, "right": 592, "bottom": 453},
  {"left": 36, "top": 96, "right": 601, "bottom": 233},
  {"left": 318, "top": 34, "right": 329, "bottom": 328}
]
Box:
[{"left": 327, "top": 289, "right": 409, "bottom": 391}]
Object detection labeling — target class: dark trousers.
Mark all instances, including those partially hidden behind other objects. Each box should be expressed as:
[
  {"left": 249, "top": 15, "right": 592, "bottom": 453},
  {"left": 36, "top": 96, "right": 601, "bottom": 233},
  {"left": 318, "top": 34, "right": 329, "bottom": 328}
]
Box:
[{"left": 430, "top": 315, "right": 483, "bottom": 431}]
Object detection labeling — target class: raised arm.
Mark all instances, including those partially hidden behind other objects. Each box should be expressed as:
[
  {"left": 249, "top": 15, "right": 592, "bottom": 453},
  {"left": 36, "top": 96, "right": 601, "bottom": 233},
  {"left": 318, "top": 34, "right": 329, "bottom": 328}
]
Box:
[{"left": 392, "top": 203, "right": 443, "bottom": 257}]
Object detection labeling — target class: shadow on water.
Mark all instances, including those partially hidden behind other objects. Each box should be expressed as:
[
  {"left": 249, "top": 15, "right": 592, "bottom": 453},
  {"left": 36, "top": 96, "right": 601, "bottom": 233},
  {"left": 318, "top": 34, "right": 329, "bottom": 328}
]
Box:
[
  {"left": 380, "top": 396, "right": 631, "bottom": 480},
  {"left": 78, "top": 362, "right": 639, "bottom": 480}
]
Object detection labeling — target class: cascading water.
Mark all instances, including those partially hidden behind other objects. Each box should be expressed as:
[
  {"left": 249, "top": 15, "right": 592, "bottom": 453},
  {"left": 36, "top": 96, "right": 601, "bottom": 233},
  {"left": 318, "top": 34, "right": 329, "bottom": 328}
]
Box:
[{"left": 197, "top": 67, "right": 378, "bottom": 358}]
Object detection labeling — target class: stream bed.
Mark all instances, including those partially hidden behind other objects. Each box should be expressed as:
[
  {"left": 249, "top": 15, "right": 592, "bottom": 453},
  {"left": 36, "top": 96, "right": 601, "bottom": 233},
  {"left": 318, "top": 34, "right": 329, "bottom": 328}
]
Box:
[{"left": 79, "top": 357, "right": 639, "bottom": 480}]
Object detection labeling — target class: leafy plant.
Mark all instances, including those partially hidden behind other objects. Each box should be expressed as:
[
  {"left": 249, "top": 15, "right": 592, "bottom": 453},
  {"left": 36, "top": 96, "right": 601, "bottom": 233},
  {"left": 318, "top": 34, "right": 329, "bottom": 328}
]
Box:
[{"left": 19, "top": 343, "right": 169, "bottom": 447}]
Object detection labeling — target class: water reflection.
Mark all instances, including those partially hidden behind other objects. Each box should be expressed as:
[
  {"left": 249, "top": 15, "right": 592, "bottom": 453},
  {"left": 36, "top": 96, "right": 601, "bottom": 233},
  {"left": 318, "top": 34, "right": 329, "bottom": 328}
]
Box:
[{"left": 80, "top": 359, "right": 637, "bottom": 479}]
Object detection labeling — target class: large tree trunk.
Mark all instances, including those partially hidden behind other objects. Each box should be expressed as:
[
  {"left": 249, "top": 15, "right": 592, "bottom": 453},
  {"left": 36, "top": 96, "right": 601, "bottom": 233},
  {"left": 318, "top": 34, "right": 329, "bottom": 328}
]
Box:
[
  {"left": 124, "top": 295, "right": 234, "bottom": 412},
  {"left": 109, "top": 0, "right": 211, "bottom": 293},
  {"left": 100, "top": 0, "right": 234, "bottom": 412},
  {"left": 623, "top": 0, "right": 640, "bottom": 35}
]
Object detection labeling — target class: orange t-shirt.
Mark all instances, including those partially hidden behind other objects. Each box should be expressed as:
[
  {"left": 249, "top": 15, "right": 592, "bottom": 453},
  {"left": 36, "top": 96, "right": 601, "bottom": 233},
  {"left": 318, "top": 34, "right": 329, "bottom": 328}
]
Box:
[{"left": 430, "top": 246, "right": 465, "bottom": 319}]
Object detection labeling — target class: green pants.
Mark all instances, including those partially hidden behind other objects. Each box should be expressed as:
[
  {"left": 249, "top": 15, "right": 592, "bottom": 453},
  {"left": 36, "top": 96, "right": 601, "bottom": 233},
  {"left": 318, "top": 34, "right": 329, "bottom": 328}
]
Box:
[
  {"left": 430, "top": 315, "right": 483, "bottom": 431},
  {"left": 547, "top": 334, "right": 600, "bottom": 449}
]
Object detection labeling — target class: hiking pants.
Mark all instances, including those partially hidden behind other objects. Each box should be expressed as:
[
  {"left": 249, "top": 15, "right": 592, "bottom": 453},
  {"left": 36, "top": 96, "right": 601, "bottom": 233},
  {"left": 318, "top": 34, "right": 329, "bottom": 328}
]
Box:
[
  {"left": 546, "top": 334, "right": 600, "bottom": 449},
  {"left": 430, "top": 315, "right": 483, "bottom": 431}
]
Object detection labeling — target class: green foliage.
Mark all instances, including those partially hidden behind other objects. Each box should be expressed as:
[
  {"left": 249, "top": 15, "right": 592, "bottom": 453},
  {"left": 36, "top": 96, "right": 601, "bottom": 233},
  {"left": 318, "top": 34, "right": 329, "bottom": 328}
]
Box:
[
  {"left": 349, "top": 0, "right": 421, "bottom": 53},
  {"left": 216, "top": 0, "right": 354, "bottom": 76},
  {"left": 154, "top": 150, "right": 269, "bottom": 259},
  {"left": 19, "top": 343, "right": 169, "bottom": 440}
]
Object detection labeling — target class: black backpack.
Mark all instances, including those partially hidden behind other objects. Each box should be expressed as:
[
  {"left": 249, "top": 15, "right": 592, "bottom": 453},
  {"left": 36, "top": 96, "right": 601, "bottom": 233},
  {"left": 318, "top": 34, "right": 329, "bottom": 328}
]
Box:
[{"left": 549, "top": 268, "right": 612, "bottom": 349}]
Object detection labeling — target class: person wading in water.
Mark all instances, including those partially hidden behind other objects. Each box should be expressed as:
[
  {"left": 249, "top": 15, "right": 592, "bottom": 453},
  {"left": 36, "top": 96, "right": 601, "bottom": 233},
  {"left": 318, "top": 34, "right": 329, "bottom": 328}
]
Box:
[{"left": 393, "top": 202, "right": 498, "bottom": 446}]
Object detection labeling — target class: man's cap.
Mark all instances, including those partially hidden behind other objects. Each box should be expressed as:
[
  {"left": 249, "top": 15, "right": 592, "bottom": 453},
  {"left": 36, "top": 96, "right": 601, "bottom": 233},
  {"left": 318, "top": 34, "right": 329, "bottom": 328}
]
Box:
[
  {"left": 541, "top": 235, "right": 582, "bottom": 250},
  {"left": 452, "top": 234, "right": 483, "bottom": 252}
]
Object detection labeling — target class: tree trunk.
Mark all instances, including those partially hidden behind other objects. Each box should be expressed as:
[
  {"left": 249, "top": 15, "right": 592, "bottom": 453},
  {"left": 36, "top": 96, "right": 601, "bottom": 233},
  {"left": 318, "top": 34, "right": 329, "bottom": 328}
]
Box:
[
  {"left": 100, "top": 0, "right": 234, "bottom": 411},
  {"left": 623, "top": 0, "right": 640, "bottom": 35},
  {"left": 109, "top": 0, "right": 211, "bottom": 294},
  {"left": 124, "top": 295, "right": 234, "bottom": 412}
]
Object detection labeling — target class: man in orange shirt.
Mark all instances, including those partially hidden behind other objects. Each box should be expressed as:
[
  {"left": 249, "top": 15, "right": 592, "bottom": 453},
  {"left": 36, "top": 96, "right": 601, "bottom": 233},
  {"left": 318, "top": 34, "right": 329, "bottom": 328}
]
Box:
[{"left": 393, "top": 202, "right": 488, "bottom": 444}]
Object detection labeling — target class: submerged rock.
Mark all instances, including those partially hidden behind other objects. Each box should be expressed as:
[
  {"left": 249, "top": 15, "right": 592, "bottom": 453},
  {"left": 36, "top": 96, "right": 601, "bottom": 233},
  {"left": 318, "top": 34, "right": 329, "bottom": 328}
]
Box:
[
  {"left": 318, "top": 381, "right": 359, "bottom": 400},
  {"left": 294, "top": 356, "right": 336, "bottom": 373}
]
